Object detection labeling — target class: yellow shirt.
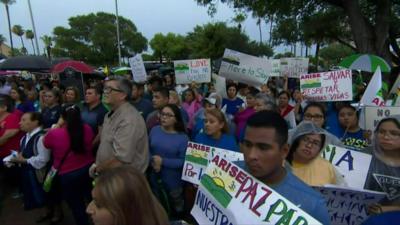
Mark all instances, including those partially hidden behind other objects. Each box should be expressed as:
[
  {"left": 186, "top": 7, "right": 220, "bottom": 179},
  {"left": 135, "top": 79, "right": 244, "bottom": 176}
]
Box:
[{"left": 292, "top": 156, "right": 337, "bottom": 186}]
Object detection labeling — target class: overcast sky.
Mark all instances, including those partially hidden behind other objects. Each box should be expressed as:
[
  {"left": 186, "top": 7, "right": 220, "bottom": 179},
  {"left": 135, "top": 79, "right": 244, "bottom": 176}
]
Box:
[{"left": 1, "top": 0, "right": 286, "bottom": 56}]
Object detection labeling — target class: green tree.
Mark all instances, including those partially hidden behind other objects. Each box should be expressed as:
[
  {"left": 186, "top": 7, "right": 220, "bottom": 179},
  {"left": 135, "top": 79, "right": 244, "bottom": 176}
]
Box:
[
  {"left": 195, "top": 0, "right": 400, "bottom": 65},
  {"left": 25, "top": 29, "right": 35, "bottom": 55},
  {"left": 41, "top": 35, "right": 52, "bottom": 60},
  {"left": 319, "top": 43, "right": 355, "bottom": 69},
  {"left": 12, "top": 25, "right": 27, "bottom": 55},
  {"left": 52, "top": 12, "right": 147, "bottom": 66},
  {"left": 1, "top": 0, "right": 15, "bottom": 54},
  {"left": 0, "top": 34, "right": 6, "bottom": 54},
  {"left": 186, "top": 22, "right": 273, "bottom": 59},
  {"left": 149, "top": 33, "right": 190, "bottom": 62}
]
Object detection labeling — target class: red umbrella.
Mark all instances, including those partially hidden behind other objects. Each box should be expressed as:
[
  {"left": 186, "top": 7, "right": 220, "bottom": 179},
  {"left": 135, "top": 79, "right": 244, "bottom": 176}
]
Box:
[{"left": 51, "top": 60, "right": 95, "bottom": 74}]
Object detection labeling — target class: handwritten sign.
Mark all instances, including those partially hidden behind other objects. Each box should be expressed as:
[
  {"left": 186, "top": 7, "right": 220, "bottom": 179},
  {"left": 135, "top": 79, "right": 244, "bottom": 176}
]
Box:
[
  {"left": 314, "top": 185, "right": 385, "bottom": 225},
  {"left": 212, "top": 73, "right": 227, "bottom": 98},
  {"left": 280, "top": 58, "right": 309, "bottom": 78},
  {"left": 129, "top": 54, "right": 147, "bottom": 83},
  {"left": 191, "top": 155, "right": 321, "bottom": 225},
  {"left": 174, "top": 59, "right": 211, "bottom": 84},
  {"left": 322, "top": 145, "right": 372, "bottom": 189},
  {"left": 301, "top": 69, "right": 353, "bottom": 101},
  {"left": 181, "top": 142, "right": 243, "bottom": 185},
  {"left": 364, "top": 106, "right": 400, "bottom": 131},
  {"left": 219, "top": 49, "right": 271, "bottom": 88}
]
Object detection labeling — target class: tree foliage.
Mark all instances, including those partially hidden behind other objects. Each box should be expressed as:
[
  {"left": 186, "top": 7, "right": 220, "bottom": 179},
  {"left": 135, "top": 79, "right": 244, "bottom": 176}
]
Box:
[
  {"left": 150, "top": 33, "right": 190, "bottom": 62},
  {"left": 195, "top": 0, "right": 400, "bottom": 65},
  {"left": 319, "top": 43, "right": 355, "bottom": 69},
  {"left": 52, "top": 12, "right": 147, "bottom": 66}
]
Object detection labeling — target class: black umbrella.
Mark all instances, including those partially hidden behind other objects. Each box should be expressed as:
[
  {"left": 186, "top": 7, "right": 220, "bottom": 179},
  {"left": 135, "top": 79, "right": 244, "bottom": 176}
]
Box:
[{"left": 0, "top": 56, "right": 51, "bottom": 71}]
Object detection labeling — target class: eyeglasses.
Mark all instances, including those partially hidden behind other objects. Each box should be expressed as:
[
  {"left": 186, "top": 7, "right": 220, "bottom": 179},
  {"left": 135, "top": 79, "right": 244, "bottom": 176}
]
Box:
[
  {"left": 158, "top": 112, "right": 175, "bottom": 118},
  {"left": 103, "top": 86, "right": 124, "bottom": 94},
  {"left": 377, "top": 129, "right": 400, "bottom": 139},
  {"left": 300, "top": 136, "right": 322, "bottom": 149},
  {"left": 304, "top": 113, "right": 324, "bottom": 121}
]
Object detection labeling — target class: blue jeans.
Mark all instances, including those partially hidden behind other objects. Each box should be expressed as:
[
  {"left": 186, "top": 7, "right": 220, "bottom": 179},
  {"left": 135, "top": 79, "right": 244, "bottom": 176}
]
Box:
[{"left": 59, "top": 164, "right": 92, "bottom": 225}]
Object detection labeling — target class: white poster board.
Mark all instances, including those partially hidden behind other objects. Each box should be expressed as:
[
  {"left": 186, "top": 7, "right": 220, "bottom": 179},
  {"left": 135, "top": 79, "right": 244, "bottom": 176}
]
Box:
[
  {"left": 174, "top": 58, "right": 211, "bottom": 84},
  {"left": 218, "top": 49, "right": 271, "bottom": 88},
  {"left": 191, "top": 154, "right": 321, "bottom": 225},
  {"left": 364, "top": 106, "right": 400, "bottom": 131},
  {"left": 129, "top": 54, "right": 147, "bottom": 83},
  {"left": 280, "top": 57, "right": 309, "bottom": 78},
  {"left": 314, "top": 185, "right": 385, "bottom": 225},
  {"left": 301, "top": 70, "right": 353, "bottom": 101},
  {"left": 321, "top": 145, "right": 372, "bottom": 189}
]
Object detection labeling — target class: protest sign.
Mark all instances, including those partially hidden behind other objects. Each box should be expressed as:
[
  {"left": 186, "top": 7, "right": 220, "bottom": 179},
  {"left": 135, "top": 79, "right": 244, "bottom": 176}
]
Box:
[
  {"left": 314, "top": 185, "right": 385, "bottom": 225},
  {"left": 128, "top": 54, "right": 147, "bottom": 83},
  {"left": 218, "top": 49, "right": 271, "bottom": 88},
  {"left": 322, "top": 145, "right": 372, "bottom": 189},
  {"left": 174, "top": 59, "right": 211, "bottom": 84},
  {"left": 191, "top": 155, "right": 321, "bottom": 225},
  {"left": 182, "top": 142, "right": 243, "bottom": 185},
  {"left": 270, "top": 59, "right": 281, "bottom": 77},
  {"left": 212, "top": 73, "right": 227, "bottom": 98},
  {"left": 300, "top": 69, "right": 353, "bottom": 102},
  {"left": 280, "top": 57, "right": 309, "bottom": 78},
  {"left": 364, "top": 106, "right": 400, "bottom": 131}
]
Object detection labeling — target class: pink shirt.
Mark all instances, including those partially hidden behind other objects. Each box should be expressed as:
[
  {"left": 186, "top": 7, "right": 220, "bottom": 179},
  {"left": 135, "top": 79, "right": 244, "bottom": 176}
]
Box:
[{"left": 44, "top": 124, "right": 94, "bottom": 175}]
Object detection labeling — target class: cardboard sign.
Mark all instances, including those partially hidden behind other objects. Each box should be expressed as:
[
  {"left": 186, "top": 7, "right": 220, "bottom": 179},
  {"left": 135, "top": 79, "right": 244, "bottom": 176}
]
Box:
[
  {"left": 280, "top": 58, "right": 309, "bottom": 78},
  {"left": 218, "top": 49, "right": 271, "bottom": 88},
  {"left": 129, "top": 54, "right": 147, "bottom": 83},
  {"left": 322, "top": 145, "right": 372, "bottom": 189},
  {"left": 300, "top": 69, "right": 353, "bottom": 101},
  {"left": 364, "top": 106, "right": 400, "bottom": 131},
  {"left": 212, "top": 73, "right": 227, "bottom": 98},
  {"left": 181, "top": 142, "right": 243, "bottom": 185},
  {"left": 314, "top": 185, "right": 385, "bottom": 225},
  {"left": 174, "top": 59, "right": 211, "bottom": 84},
  {"left": 373, "top": 174, "right": 400, "bottom": 200},
  {"left": 191, "top": 155, "right": 321, "bottom": 225}
]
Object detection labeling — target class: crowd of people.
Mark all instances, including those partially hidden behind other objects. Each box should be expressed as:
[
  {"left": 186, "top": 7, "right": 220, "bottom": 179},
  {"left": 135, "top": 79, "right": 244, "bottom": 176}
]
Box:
[{"left": 0, "top": 70, "right": 398, "bottom": 225}]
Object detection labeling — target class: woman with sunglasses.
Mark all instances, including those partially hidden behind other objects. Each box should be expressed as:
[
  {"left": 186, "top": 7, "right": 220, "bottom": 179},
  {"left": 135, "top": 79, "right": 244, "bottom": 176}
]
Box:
[{"left": 148, "top": 104, "right": 188, "bottom": 219}]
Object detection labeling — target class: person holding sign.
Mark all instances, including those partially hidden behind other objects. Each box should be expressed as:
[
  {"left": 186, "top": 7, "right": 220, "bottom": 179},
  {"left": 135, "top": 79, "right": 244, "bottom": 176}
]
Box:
[
  {"left": 222, "top": 83, "right": 244, "bottom": 118},
  {"left": 365, "top": 115, "right": 400, "bottom": 214},
  {"left": 194, "top": 108, "right": 239, "bottom": 152},
  {"left": 335, "top": 104, "right": 369, "bottom": 151},
  {"left": 239, "top": 111, "right": 330, "bottom": 224},
  {"left": 148, "top": 104, "right": 189, "bottom": 218},
  {"left": 287, "top": 121, "right": 345, "bottom": 186}
]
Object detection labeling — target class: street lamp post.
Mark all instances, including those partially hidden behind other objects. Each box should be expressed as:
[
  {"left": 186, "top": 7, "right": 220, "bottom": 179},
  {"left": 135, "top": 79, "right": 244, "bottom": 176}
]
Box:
[
  {"left": 115, "top": 0, "right": 122, "bottom": 66},
  {"left": 27, "top": 0, "right": 40, "bottom": 55}
]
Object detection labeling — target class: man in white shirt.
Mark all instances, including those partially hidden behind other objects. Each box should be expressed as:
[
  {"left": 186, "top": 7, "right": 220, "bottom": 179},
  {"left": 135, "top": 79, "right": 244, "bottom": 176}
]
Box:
[{"left": 11, "top": 112, "right": 50, "bottom": 210}]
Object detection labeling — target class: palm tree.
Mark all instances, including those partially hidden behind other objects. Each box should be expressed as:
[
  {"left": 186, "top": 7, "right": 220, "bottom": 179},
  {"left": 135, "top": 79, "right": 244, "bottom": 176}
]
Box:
[
  {"left": 25, "top": 29, "right": 35, "bottom": 55},
  {"left": 1, "top": 0, "right": 15, "bottom": 54},
  {"left": 41, "top": 35, "right": 52, "bottom": 60},
  {"left": 232, "top": 12, "right": 247, "bottom": 31},
  {"left": 0, "top": 34, "right": 6, "bottom": 54},
  {"left": 12, "top": 25, "right": 25, "bottom": 52}
]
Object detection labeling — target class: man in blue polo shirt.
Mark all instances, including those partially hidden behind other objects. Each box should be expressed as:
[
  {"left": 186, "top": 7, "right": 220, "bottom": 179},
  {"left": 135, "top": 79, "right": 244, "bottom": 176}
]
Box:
[
  {"left": 239, "top": 111, "right": 330, "bottom": 225},
  {"left": 81, "top": 86, "right": 108, "bottom": 145}
]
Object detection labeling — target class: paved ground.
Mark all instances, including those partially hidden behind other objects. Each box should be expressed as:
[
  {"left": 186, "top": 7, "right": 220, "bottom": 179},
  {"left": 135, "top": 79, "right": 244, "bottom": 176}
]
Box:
[{"left": 0, "top": 187, "right": 75, "bottom": 225}]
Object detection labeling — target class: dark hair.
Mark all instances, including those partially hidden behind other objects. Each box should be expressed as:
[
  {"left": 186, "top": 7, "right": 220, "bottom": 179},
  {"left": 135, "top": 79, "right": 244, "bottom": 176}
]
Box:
[
  {"left": 226, "top": 83, "right": 237, "bottom": 92},
  {"left": 338, "top": 103, "right": 359, "bottom": 119},
  {"left": 247, "top": 87, "right": 260, "bottom": 97},
  {"left": 131, "top": 82, "right": 145, "bottom": 90},
  {"left": 0, "top": 94, "right": 15, "bottom": 113},
  {"left": 246, "top": 111, "right": 288, "bottom": 147},
  {"left": 183, "top": 88, "right": 195, "bottom": 102},
  {"left": 65, "top": 86, "right": 81, "bottom": 102},
  {"left": 161, "top": 104, "right": 186, "bottom": 133},
  {"left": 375, "top": 117, "right": 400, "bottom": 132},
  {"left": 86, "top": 85, "right": 103, "bottom": 96},
  {"left": 26, "top": 112, "right": 43, "bottom": 126},
  {"left": 147, "top": 76, "right": 163, "bottom": 87},
  {"left": 287, "top": 134, "right": 326, "bottom": 164},
  {"left": 304, "top": 102, "right": 326, "bottom": 124},
  {"left": 153, "top": 87, "right": 170, "bottom": 99},
  {"left": 47, "top": 88, "right": 63, "bottom": 105},
  {"left": 61, "top": 104, "right": 85, "bottom": 154},
  {"left": 278, "top": 90, "right": 291, "bottom": 99},
  {"left": 11, "top": 87, "right": 27, "bottom": 102}
]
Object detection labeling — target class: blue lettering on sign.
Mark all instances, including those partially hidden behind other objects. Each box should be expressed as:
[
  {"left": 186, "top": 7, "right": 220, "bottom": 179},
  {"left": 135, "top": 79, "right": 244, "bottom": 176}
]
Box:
[
  {"left": 196, "top": 190, "right": 234, "bottom": 225},
  {"left": 335, "top": 150, "right": 354, "bottom": 171}
]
